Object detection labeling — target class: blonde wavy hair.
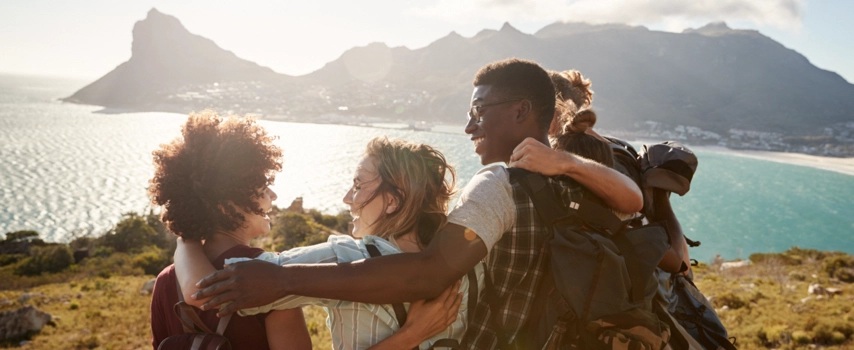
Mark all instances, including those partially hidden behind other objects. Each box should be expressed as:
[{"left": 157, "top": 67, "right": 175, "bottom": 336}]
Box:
[{"left": 358, "top": 137, "right": 455, "bottom": 248}]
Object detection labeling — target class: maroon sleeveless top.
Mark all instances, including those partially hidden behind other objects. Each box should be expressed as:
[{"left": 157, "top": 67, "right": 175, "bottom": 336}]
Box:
[{"left": 150, "top": 245, "right": 270, "bottom": 350}]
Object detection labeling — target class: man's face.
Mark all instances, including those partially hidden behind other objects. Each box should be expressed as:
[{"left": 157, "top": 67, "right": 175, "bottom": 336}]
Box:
[{"left": 465, "top": 85, "right": 523, "bottom": 165}]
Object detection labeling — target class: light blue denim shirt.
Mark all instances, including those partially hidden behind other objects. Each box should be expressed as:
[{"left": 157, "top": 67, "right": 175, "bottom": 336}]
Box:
[{"left": 227, "top": 234, "right": 484, "bottom": 350}]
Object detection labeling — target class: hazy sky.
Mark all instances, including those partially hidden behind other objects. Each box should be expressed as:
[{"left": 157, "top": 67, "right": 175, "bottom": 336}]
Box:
[{"left": 1, "top": 0, "right": 852, "bottom": 83}]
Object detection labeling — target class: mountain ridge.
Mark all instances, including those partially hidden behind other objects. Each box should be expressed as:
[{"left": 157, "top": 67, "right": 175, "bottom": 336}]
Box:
[{"left": 64, "top": 9, "right": 854, "bottom": 152}]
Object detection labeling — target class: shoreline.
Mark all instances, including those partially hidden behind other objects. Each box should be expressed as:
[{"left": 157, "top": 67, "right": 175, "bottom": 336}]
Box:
[{"left": 691, "top": 145, "right": 854, "bottom": 177}]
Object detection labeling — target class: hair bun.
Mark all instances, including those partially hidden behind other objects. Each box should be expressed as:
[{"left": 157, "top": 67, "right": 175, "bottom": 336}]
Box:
[{"left": 567, "top": 108, "right": 597, "bottom": 134}]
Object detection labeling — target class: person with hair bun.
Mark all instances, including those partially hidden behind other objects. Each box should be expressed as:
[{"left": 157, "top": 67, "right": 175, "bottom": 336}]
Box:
[
  {"left": 174, "top": 136, "right": 480, "bottom": 350},
  {"left": 546, "top": 70, "right": 691, "bottom": 274},
  {"left": 553, "top": 108, "right": 613, "bottom": 168},
  {"left": 149, "top": 110, "right": 311, "bottom": 349},
  {"left": 548, "top": 70, "right": 594, "bottom": 138}
]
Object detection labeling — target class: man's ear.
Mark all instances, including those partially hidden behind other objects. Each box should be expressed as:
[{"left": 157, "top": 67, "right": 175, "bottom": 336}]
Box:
[{"left": 516, "top": 100, "right": 533, "bottom": 123}]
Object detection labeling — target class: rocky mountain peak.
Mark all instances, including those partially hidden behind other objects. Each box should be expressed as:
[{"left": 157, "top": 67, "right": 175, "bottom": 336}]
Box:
[{"left": 684, "top": 21, "right": 734, "bottom": 36}]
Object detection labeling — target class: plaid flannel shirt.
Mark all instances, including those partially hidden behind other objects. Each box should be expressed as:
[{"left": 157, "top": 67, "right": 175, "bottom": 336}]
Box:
[{"left": 463, "top": 175, "right": 584, "bottom": 350}]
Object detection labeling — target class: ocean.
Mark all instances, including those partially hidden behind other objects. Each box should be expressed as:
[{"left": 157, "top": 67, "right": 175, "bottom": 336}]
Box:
[{"left": 1, "top": 75, "right": 853, "bottom": 262}]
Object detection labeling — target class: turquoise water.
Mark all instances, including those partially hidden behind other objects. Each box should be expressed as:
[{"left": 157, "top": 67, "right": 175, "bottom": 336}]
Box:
[{"left": 1, "top": 75, "right": 852, "bottom": 261}]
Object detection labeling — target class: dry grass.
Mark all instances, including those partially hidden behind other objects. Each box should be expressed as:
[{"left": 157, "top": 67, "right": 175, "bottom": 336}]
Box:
[
  {"left": 0, "top": 274, "right": 335, "bottom": 350},
  {"left": 2, "top": 247, "right": 852, "bottom": 349},
  {"left": 694, "top": 248, "right": 854, "bottom": 349},
  {"left": 0, "top": 275, "right": 153, "bottom": 349}
]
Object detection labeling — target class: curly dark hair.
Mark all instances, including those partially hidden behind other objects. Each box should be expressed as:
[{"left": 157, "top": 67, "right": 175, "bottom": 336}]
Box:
[
  {"left": 473, "top": 58, "right": 556, "bottom": 132},
  {"left": 148, "top": 110, "right": 283, "bottom": 241}
]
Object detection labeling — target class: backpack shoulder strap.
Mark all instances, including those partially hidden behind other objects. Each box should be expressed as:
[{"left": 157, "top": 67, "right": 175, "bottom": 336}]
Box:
[
  {"left": 366, "top": 244, "right": 479, "bottom": 350},
  {"left": 365, "top": 244, "right": 410, "bottom": 329},
  {"left": 507, "top": 168, "right": 623, "bottom": 234},
  {"left": 174, "top": 278, "right": 202, "bottom": 333},
  {"left": 174, "top": 275, "right": 232, "bottom": 335}
]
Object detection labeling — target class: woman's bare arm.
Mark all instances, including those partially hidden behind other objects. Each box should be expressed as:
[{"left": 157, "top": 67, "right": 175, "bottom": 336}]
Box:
[
  {"left": 509, "top": 137, "right": 643, "bottom": 213},
  {"left": 651, "top": 189, "right": 688, "bottom": 273},
  {"left": 173, "top": 238, "right": 217, "bottom": 307},
  {"left": 265, "top": 309, "right": 312, "bottom": 350}
]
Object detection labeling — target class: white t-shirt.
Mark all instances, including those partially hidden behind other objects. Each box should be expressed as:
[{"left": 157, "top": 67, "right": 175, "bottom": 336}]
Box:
[{"left": 447, "top": 164, "right": 516, "bottom": 252}]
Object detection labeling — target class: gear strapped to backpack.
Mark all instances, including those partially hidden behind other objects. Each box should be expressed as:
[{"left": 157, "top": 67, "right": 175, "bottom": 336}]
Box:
[
  {"left": 654, "top": 273, "right": 737, "bottom": 350},
  {"left": 608, "top": 138, "right": 736, "bottom": 350},
  {"left": 506, "top": 168, "right": 672, "bottom": 350},
  {"left": 365, "top": 244, "right": 479, "bottom": 350},
  {"left": 157, "top": 280, "right": 233, "bottom": 350}
]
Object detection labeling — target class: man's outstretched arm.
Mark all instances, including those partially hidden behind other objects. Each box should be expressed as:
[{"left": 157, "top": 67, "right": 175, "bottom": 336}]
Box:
[
  {"left": 509, "top": 137, "right": 643, "bottom": 213},
  {"left": 193, "top": 223, "right": 487, "bottom": 316}
]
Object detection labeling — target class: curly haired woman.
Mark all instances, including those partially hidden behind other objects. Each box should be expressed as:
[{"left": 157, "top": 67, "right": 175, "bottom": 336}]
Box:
[{"left": 147, "top": 111, "right": 310, "bottom": 349}]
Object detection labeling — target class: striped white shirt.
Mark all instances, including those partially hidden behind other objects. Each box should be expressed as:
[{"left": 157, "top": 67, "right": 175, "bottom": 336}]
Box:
[{"left": 227, "top": 234, "right": 484, "bottom": 350}]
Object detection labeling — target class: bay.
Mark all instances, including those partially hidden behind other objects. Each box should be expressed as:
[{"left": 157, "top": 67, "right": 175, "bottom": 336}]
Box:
[{"left": 1, "top": 75, "right": 852, "bottom": 262}]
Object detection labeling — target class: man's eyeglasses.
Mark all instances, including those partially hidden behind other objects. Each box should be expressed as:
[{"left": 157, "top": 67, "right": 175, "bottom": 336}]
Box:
[{"left": 467, "top": 99, "right": 524, "bottom": 123}]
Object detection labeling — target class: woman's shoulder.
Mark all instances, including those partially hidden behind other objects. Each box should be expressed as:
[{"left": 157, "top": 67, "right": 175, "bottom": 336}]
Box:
[
  {"left": 324, "top": 234, "right": 402, "bottom": 261},
  {"left": 213, "top": 245, "right": 265, "bottom": 268},
  {"left": 360, "top": 235, "right": 402, "bottom": 254}
]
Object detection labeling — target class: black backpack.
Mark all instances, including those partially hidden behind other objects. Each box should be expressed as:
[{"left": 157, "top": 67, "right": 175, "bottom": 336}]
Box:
[
  {"left": 506, "top": 168, "right": 672, "bottom": 350},
  {"left": 607, "top": 138, "right": 737, "bottom": 350}
]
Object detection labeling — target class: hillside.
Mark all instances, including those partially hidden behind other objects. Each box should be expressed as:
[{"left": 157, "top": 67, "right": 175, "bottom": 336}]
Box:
[
  {"left": 63, "top": 10, "right": 854, "bottom": 155},
  {"left": 62, "top": 9, "right": 290, "bottom": 111}
]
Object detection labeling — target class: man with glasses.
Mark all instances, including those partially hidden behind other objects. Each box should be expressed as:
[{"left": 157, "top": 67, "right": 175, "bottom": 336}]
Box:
[{"left": 187, "top": 58, "right": 642, "bottom": 349}]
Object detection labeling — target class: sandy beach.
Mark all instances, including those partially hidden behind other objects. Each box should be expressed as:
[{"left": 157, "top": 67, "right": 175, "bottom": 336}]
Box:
[{"left": 693, "top": 145, "right": 854, "bottom": 177}]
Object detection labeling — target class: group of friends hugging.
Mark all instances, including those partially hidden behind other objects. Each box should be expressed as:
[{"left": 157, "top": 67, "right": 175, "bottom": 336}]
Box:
[{"left": 148, "top": 58, "right": 704, "bottom": 350}]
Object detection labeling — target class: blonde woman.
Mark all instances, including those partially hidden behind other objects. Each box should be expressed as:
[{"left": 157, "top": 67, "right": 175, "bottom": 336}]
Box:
[{"left": 174, "top": 137, "right": 482, "bottom": 350}]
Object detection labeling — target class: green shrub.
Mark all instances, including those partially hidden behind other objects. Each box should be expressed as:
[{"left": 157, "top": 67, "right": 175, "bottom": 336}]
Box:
[
  {"left": 132, "top": 246, "right": 170, "bottom": 275},
  {"left": 1, "top": 230, "right": 45, "bottom": 245},
  {"left": 749, "top": 252, "right": 801, "bottom": 265},
  {"left": 74, "top": 334, "right": 99, "bottom": 349},
  {"left": 92, "top": 246, "right": 113, "bottom": 257},
  {"left": 0, "top": 254, "right": 25, "bottom": 267},
  {"left": 80, "top": 252, "right": 141, "bottom": 277},
  {"left": 713, "top": 292, "right": 746, "bottom": 310},
  {"left": 102, "top": 213, "right": 159, "bottom": 253},
  {"left": 813, "top": 323, "right": 835, "bottom": 344},
  {"left": 763, "top": 325, "right": 790, "bottom": 346},
  {"left": 822, "top": 255, "right": 853, "bottom": 277},
  {"left": 804, "top": 316, "right": 818, "bottom": 331},
  {"left": 69, "top": 302, "right": 79, "bottom": 310},
  {"left": 69, "top": 236, "right": 94, "bottom": 251},
  {"left": 834, "top": 267, "right": 854, "bottom": 283},
  {"left": 792, "top": 330, "right": 810, "bottom": 345},
  {"left": 833, "top": 322, "right": 854, "bottom": 339},
  {"left": 831, "top": 331, "right": 847, "bottom": 344},
  {"left": 270, "top": 212, "right": 332, "bottom": 251},
  {"left": 14, "top": 244, "right": 74, "bottom": 276}
]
